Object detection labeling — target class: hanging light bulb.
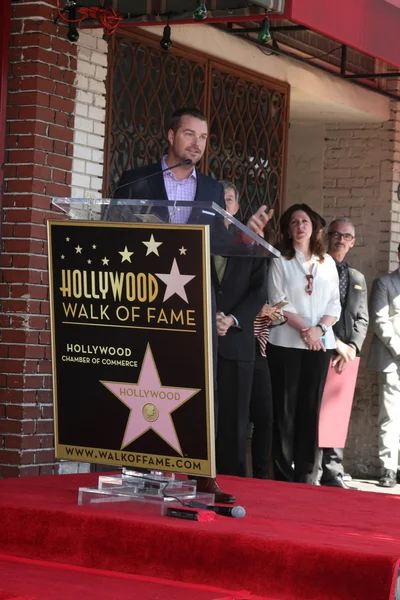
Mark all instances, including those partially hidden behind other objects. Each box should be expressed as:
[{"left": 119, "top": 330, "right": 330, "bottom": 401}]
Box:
[
  {"left": 193, "top": 1, "right": 208, "bottom": 21},
  {"left": 257, "top": 17, "right": 271, "bottom": 45},
  {"left": 160, "top": 24, "right": 172, "bottom": 51}
]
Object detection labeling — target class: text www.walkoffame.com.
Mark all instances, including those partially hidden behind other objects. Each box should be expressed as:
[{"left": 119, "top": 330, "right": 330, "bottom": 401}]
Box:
[{"left": 64, "top": 446, "right": 202, "bottom": 471}]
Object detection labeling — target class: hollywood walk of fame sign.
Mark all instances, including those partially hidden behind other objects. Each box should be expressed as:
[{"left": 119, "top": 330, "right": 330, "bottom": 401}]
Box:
[{"left": 47, "top": 220, "right": 215, "bottom": 476}]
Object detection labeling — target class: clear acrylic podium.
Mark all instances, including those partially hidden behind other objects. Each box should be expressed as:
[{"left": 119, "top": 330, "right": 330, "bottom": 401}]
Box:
[
  {"left": 51, "top": 197, "right": 280, "bottom": 515},
  {"left": 52, "top": 198, "right": 281, "bottom": 258}
]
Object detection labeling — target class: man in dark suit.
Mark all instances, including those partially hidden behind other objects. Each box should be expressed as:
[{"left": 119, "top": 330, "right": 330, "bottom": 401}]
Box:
[
  {"left": 106, "top": 108, "right": 224, "bottom": 218},
  {"left": 105, "top": 107, "right": 271, "bottom": 502},
  {"left": 320, "top": 217, "right": 369, "bottom": 488},
  {"left": 215, "top": 182, "right": 268, "bottom": 477}
]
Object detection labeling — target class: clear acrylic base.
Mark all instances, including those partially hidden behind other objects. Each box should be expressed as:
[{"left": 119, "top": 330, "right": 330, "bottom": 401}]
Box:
[{"left": 78, "top": 471, "right": 215, "bottom": 516}]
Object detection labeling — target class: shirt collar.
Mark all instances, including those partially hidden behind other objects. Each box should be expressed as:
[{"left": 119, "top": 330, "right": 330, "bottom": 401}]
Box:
[
  {"left": 333, "top": 258, "right": 348, "bottom": 270},
  {"left": 161, "top": 155, "right": 197, "bottom": 181}
]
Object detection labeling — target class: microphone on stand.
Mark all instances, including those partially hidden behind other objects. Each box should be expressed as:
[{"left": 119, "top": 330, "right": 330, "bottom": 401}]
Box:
[
  {"left": 110, "top": 158, "right": 192, "bottom": 199},
  {"left": 187, "top": 501, "right": 246, "bottom": 519}
]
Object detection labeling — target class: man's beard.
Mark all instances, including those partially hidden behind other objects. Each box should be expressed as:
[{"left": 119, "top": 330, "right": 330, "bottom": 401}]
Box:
[{"left": 181, "top": 147, "right": 202, "bottom": 165}]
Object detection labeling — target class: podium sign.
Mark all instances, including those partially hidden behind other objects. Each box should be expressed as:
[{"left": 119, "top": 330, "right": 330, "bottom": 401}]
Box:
[{"left": 48, "top": 220, "right": 215, "bottom": 476}]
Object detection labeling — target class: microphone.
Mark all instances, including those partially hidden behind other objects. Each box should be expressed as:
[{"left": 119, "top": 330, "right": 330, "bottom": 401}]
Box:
[
  {"left": 187, "top": 501, "right": 246, "bottom": 519},
  {"left": 110, "top": 158, "right": 192, "bottom": 198}
]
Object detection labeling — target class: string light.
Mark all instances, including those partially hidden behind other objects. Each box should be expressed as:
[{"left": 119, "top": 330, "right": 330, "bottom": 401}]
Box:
[
  {"left": 257, "top": 17, "right": 271, "bottom": 45},
  {"left": 193, "top": 1, "right": 208, "bottom": 21},
  {"left": 160, "top": 23, "right": 172, "bottom": 51}
]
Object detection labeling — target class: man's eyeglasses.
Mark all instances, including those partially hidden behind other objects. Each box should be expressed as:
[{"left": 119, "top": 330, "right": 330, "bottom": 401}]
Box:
[
  {"left": 305, "top": 274, "right": 314, "bottom": 296},
  {"left": 328, "top": 231, "right": 354, "bottom": 242}
]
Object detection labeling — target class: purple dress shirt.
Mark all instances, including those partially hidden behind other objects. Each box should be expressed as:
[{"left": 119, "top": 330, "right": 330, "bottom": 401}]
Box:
[{"left": 161, "top": 156, "right": 197, "bottom": 224}]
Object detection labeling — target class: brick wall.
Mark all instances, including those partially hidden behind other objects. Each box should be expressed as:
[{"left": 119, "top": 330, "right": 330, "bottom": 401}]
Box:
[
  {"left": 274, "top": 21, "right": 375, "bottom": 76},
  {"left": 71, "top": 30, "right": 108, "bottom": 200},
  {"left": 60, "top": 28, "right": 108, "bottom": 474},
  {"left": 285, "top": 123, "right": 325, "bottom": 216},
  {"left": 322, "top": 103, "right": 400, "bottom": 476},
  {"left": 0, "top": 1, "right": 109, "bottom": 479},
  {"left": 0, "top": 0, "right": 78, "bottom": 478}
]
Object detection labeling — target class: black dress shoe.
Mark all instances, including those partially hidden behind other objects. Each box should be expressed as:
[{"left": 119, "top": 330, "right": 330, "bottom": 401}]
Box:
[
  {"left": 321, "top": 475, "right": 353, "bottom": 489},
  {"left": 378, "top": 469, "right": 397, "bottom": 488},
  {"left": 194, "top": 477, "right": 236, "bottom": 504}
]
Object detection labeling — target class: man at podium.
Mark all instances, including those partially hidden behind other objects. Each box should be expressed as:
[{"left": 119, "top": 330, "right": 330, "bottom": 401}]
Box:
[{"left": 105, "top": 107, "right": 270, "bottom": 503}]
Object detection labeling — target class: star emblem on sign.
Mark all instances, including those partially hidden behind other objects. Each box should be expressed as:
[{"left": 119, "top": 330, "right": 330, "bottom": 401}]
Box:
[
  {"left": 101, "top": 345, "right": 200, "bottom": 454},
  {"left": 142, "top": 234, "right": 163, "bottom": 256},
  {"left": 119, "top": 246, "right": 134, "bottom": 263},
  {"left": 156, "top": 258, "right": 195, "bottom": 303}
]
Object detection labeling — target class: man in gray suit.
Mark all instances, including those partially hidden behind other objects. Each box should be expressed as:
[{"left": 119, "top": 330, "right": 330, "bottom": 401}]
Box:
[
  {"left": 320, "top": 218, "right": 369, "bottom": 488},
  {"left": 368, "top": 243, "right": 400, "bottom": 487}
]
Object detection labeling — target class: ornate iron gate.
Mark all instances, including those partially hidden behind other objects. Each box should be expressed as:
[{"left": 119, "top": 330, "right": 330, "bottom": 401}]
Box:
[{"left": 105, "top": 30, "right": 289, "bottom": 222}]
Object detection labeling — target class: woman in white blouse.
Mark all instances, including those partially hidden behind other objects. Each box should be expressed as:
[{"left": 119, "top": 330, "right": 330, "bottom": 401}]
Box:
[{"left": 267, "top": 204, "right": 341, "bottom": 484}]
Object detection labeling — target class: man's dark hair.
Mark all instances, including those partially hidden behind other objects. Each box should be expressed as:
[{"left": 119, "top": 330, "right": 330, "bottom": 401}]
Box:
[
  {"left": 168, "top": 107, "right": 207, "bottom": 133},
  {"left": 398, "top": 242, "right": 400, "bottom": 253}
]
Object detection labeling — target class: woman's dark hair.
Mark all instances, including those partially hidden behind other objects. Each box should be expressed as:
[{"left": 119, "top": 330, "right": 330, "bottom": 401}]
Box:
[{"left": 278, "top": 203, "right": 325, "bottom": 262}]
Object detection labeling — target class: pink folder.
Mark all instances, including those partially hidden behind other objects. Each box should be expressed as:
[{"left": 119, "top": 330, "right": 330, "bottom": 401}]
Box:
[{"left": 318, "top": 357, "right": 360, "bottom": 448}]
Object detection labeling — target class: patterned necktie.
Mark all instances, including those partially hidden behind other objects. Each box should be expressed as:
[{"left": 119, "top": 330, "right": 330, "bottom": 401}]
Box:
[{"left": 337, "top": 263, "right": 348, "bottom": 305}]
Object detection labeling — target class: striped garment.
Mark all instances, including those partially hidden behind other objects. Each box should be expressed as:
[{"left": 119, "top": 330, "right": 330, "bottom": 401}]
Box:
[{"left": 254, "top": 314, "right": 271, "bottom": 357}]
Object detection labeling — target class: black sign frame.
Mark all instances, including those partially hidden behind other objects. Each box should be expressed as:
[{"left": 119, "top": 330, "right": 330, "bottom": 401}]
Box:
[{"left": 47, "top": 220, "right": 215, "bottom": 477}]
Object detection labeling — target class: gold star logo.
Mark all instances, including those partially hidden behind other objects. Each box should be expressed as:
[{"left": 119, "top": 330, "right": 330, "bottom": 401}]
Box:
[{"left": 75, "top": 245, "right": 82, "bottom": 254}]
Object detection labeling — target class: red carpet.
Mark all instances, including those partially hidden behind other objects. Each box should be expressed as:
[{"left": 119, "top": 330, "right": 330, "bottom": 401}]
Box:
[
  {"left": 0, "top": 473, "right": 399, "bottom": 600},
  {"left": 0, "top": 554, "right": 274, "bottom": 600}
]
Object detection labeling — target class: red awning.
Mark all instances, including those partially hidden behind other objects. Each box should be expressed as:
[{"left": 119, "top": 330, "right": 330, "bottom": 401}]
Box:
[{"left": 283, "top": 0, "right": 400, "bottom": 68}]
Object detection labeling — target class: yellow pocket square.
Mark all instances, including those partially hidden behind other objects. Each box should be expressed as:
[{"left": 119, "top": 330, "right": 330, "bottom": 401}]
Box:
[{"left": 354, "top": 284, "right": 362, "bottom": 290}]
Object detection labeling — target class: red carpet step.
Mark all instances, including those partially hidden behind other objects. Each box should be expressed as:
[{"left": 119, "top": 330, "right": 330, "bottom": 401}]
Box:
[
  {"left": 0, "top": 555, "right": 277, "bottom": 600},
  {"left": 0, "top": 592, "right": 36, "bottom": 600},
  {"left": 0, "top": 473, "right": 399, "bottom": 600}
]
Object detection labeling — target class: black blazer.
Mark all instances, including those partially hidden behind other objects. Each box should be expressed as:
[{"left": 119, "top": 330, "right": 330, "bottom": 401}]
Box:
[
  {"left": 333, "top": 266, "right": 369, "bottom": 352},
  {"left": 105, "top": 160, "right": 225, "bottom": 226},
  {"left": 213, "top": 257, "right": 268, "bottom": 362}
]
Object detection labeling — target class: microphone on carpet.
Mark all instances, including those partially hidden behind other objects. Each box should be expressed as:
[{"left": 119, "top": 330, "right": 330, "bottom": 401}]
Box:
[
  {"left": 187, "top": 501, "right": 246, "bottom": 519},
  {"left": 110, "top": 158, "right": 192, "bottom": 198}
]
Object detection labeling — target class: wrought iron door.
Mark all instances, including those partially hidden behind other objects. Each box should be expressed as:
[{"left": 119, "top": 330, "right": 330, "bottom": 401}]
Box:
[{"left": 105, "top": 30, "right": 289, "bottom": 221}]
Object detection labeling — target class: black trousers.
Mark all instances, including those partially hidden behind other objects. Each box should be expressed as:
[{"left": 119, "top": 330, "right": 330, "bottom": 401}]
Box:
[
  {"left": 250, "top": 346, "right": 273, "bottom": 479},
  {"left": 320, "top": 447, "right": 344, "bottom": 481},
  {"left": 216, "top": 357, "right": 254, "bottom": 477},
  {"left": 267, "top": 344, "right": 333, "bottom": 483}
]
